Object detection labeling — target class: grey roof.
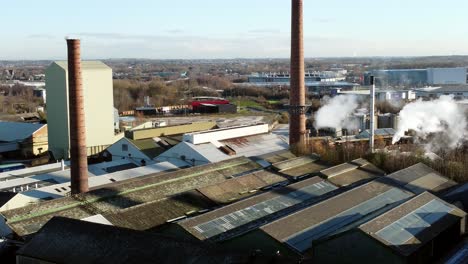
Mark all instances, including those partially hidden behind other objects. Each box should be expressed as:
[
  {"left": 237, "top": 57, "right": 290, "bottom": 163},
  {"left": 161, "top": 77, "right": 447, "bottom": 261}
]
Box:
[
  {"left": 360, "top": 192, "right": 466, "bottom": 256},
  {"left": 196, "top": 169, "right": 287, "bottom": 204},
  {"left": 0, "top": 122, "right": 45, "bottom": 142},
  {"left": 386, "top": 163, "right": 457, "bottom": 194},
  {"left": 53, "top": 60, "right": 111, "bottom": 71},
  {"left": 168, "top": 133, "right": 289, "bottom": 164},
  {"left": 259, "top": 178, "right": 415, "bottom": 253},
  {"left": 320, "top": 158, "right": 385, "bottom": 187},
  {"left": 177, "top": 177, "right": 339, "bottom": 242},
  {"left": 255, "top": 150, "right": 297, "bottom": 164},
  {"left": 16, "top": 217, "right": 246, "bottom": 264},
  {"left": 2, "top": 157, "right": 262, "bottom": 237},
  {"left": 272, "top": 155, "right": 328, "bottom": 178}
]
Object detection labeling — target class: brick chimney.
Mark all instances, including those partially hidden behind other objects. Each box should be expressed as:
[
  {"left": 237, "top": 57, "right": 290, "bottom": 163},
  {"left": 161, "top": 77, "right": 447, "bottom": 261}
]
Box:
[
  {"left": 289, "top": 0, "right": 306, "bottom": 145},
  {"left": 66, "top": 39, "right": 89, "bottom": 194}
]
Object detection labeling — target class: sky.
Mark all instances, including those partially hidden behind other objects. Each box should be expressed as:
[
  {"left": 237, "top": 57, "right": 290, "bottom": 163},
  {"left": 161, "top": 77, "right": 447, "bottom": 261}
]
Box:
[{"left": 2, "top": 0, "right": 468, "bottom": 60}]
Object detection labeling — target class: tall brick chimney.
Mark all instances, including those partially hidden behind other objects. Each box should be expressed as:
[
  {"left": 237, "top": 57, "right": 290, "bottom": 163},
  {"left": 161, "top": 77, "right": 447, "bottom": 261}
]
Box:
[
  {"left": 289, "top": 0, "right": 306, "bottom": 145},
  {"left": 66, "top": 39, "right": 89, "bottom": 194}
]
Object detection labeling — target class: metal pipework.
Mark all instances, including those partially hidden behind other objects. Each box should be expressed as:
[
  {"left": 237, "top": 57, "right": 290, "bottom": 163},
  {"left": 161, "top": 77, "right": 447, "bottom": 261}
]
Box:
[{"left": 369, "top": 75, "right": 375, "bottom": 153}]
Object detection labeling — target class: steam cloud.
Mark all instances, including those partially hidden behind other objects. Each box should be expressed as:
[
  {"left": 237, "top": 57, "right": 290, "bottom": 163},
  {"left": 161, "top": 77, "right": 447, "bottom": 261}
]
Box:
[
  {"left": 315, "top": 95, "right": 359, "bottom": 130},
  {"left": 392, "top": 95, "right": 468, "bottom": 150}
]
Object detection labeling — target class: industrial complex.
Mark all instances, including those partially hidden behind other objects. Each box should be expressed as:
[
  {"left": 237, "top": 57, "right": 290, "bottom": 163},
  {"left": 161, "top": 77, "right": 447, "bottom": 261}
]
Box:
[{"left": 0, "top": 0, "right": 468, "bottom": 263}]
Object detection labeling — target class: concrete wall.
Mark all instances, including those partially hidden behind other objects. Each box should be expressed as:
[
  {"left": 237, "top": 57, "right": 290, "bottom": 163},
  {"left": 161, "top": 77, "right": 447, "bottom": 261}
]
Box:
[
  {"left": 46, "top": 63, "right": 69, "bottom": 159},
  {"left": 46, "top": 61, "right": 115, "bottom": 160}
]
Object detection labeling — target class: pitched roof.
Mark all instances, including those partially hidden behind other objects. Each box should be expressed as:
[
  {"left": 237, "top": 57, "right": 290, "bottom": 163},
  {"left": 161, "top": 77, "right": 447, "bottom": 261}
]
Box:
[
  {"left": 320, "top": 158, "right": 385, "bottom": 187},
  {"left": 360, "top": 192, "right": 466, "bottom": 256},
  {"left": 0, "top": 122, "right": 45, "bottom": 142},
  {"left": 196, "top": 169, "right": 287, "bottom": 204},
  {"left": 386, "top": 163, "right": 457, "bottom": 194},
  {"left": 177, "top": 176, "right": 339, "bottom": 242},
  {"left": 2, "top": 157, "right": 262, "bottom": 237},
  {"left": 259, "top": 178, "right": 415, "bottom": 253},
  {"left": 272, "top": 155, "right": 328, "bottom": 178}
]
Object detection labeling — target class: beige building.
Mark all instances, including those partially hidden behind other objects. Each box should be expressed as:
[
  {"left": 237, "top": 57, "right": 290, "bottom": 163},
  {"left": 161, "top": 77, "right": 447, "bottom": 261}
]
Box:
[
  {"left": 46, "top": 61, "right": 115, "bottom": 160},
  {"left": 0, "top": 122, "right": 48, "bottom": 158}
]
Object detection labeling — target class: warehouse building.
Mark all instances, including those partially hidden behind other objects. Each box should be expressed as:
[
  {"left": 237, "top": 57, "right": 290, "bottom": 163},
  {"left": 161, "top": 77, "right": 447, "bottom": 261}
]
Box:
[
  {"left": 166, "top": 176, "right": 341, "bottom": 244},
  {"left": 319, "top": 158, "right": 385, "bottom": 187},
  {"left": 365, "top": 68, "right": 467, "bottom": 87},
  {"left": 312, "top": 192, "right": 466, "bottom": 264},
  {"left": 0, "top": 157, "right": 285, "bottom": 237},
  {"left": 155, "top": 124, "right": 289, "bottom": 166},
  {"left": 386, "top": 162, "right": 457, "bottom": 195},
  {"left": 0, "top": 122, "right": 48, "bottom": 158}
]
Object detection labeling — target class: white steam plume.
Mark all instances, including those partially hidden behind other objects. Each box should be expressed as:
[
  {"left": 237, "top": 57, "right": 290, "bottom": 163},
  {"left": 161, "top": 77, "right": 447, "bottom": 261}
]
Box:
[
  {"left": 315, "top": 95, "right": 359, "bottom": 130},
  {"left": 392, "top": 95, "right": 468, "bottom": 150}
]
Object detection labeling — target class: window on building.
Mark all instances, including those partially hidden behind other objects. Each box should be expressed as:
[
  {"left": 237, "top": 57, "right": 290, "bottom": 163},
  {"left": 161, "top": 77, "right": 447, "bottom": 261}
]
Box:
[{"left": 122, "top": 144, "right": 128, "bottom": 151}]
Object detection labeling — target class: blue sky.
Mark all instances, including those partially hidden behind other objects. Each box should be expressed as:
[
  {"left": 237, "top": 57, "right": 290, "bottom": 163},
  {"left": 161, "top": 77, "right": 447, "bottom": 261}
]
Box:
[{"left": 2, "top": 0, "right": 468, "bottom": 59}]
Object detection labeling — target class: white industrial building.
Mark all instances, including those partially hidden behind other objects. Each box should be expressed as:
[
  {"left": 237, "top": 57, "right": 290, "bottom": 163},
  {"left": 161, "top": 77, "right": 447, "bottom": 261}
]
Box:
[
  {"left": 155, "top": 124, "right": 289, "bottom": 166},
  {"left": 46, "top": 61, "right": 116, "bottom": 160}
]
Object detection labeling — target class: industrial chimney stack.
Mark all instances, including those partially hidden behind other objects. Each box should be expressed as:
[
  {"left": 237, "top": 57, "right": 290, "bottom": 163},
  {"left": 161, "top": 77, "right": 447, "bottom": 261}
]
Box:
[
  {"left": 289, "top": 0, "right": 307, "bottom": 145},
  {"left": 66, "top": 39, "right": 89, "bottom": 194}
]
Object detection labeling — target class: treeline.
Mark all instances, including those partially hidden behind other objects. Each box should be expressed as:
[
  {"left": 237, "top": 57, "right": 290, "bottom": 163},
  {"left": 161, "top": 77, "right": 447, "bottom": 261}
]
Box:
[
  {"left": 0, "top": 85, "right": 42, "bottom": 114},
  {"left": 113, "top": 76, "right": 234, "bottom": 111},
  {"left": 292, "top": 140, "right": 468, "bottom": 183}
]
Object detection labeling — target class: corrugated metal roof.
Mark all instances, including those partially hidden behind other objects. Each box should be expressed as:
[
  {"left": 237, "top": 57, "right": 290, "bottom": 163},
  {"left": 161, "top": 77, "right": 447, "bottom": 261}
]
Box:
[
  {"left": 2, "top": 157, "right": 262, "bottom": 237},
  {"left": 360, "top": 192, "right": 466, "bottom": 256},
  {"left": 387, "top": 163, "right": 457, "bottom": 194},
  {"left": 178, "top": 177, "right": 339, "bottom": 241},
  {"left": 0, "top": 122, "right": 45, "bottom": 142},
  {"left": 260, "top": 178, "right": 415, "bottom": 253},
  {"left": 167, "top": 133, "right": 289, "bottom": 164},
  {"left": 375, "top": 199, "right": 453, "bottom": 245},
  {"left": 320, "top": 159, "right": 385, "bottom": 187},
  {"left": 196, "top": 170, "right": 286, "bottom": 204}
]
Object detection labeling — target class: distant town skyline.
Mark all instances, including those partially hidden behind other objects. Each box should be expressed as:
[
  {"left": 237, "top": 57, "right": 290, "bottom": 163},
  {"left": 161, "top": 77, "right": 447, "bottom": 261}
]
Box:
[{"left": 2, "top": 0, "right": 468, "bottom": 60}]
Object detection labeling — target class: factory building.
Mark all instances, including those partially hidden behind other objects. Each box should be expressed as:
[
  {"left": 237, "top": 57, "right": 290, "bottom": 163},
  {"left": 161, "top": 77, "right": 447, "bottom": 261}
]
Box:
[
  {"left": 312, "top": 192, "right": 466, "bottom": 264},
  {"left": 205, "top": 163, "right": 456, "bottom": 261},
  {"left": 0, "top": 122, "right": 48, "bottom": 158},
  {"left": 365, "top": 67, "right": 467, "bottom": 87},
  {"left": 0, "top": 157, "right": 286, "bottom": 238},
  {"left": 155, "top": 123, "right": 289, "bottom": 166},
  {"left": 46, "top": 61, "right": 115, "bottom": 160}
]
